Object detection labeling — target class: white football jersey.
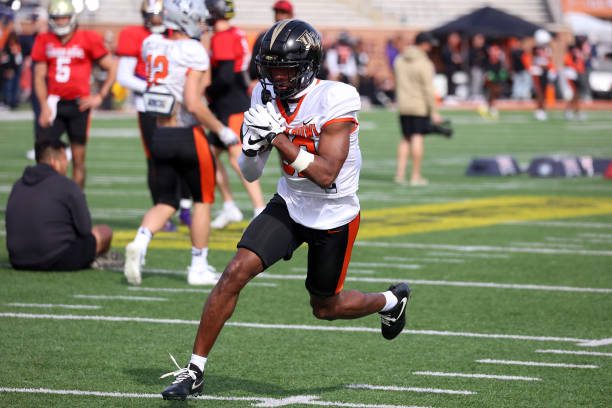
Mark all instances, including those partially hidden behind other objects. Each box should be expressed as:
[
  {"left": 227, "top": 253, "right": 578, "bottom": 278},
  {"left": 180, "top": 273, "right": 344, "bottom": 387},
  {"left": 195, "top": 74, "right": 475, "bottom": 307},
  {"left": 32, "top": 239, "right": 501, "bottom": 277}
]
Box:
[
  {"left": 251, "top": 80, "right": 362, "bottom": 230},
  {"left": 142, "top": 34, "right": 209, "bottom": 126}
]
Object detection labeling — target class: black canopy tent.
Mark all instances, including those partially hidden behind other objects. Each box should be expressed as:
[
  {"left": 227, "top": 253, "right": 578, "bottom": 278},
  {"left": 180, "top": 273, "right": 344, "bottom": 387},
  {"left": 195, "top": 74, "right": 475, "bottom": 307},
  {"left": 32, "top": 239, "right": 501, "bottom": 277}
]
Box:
[{"left": 430, "top": 6, "right": 543, "bottom": 39}]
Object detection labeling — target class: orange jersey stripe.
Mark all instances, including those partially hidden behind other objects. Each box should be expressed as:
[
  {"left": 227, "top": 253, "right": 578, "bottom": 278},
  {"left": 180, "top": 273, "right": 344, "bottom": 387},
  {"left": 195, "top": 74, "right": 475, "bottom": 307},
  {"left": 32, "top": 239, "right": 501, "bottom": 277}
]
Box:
[
  {"left": 193, "top": 126, "right": 216, "bottom": 204},
  {"left": 322, "top": 117, "right": 358, "bottom": 133},
  {"left": 335, "top": 213, "right": 361, "bottom": 294}
]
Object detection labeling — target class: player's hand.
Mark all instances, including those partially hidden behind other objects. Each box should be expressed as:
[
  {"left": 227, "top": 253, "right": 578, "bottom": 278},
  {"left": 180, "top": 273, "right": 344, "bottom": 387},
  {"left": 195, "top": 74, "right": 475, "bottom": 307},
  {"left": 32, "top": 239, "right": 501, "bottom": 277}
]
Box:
[
  {"left": 218, "top": 126, "right": 239, "bottom": 147},
  {"left": 241, "top": 126, "right": 270, "bottom": 157},
  {"left": 38, "top": 106, "right": 53, "bottom": 128},
  {"left": 78, "top": 94, "right": 103, "bottom": 112},
  {"left": 244, "top": 102, "right": 286, "bottom": 144},
  {"left": 431, "top": 112, "right": 442, "bottom": 124}
]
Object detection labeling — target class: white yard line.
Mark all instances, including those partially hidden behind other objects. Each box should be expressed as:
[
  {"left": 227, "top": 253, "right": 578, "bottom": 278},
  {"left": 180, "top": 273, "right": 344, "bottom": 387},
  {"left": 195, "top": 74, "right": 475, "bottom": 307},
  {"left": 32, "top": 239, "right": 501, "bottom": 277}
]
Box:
[
  {"left": 0, "top": 312, "right": 594, "bottom": 344},
  {"left": 260, "top": 273, "right": 612, "bottom": 294},
  {"left": 577, "top": 338, "right": 612, "bottom": 347},
  {"left": 535, "top": 349, "right": 612, "bottom": 357},
  {"left": 356, "top": 241, "right": 612, "bottom": 257},
  {"left": 383, "top": 256, "right": 465, "bottom": 264},
  {"left": 350, "top": 262, "right": 421, "bottom": 270},
  {"left": 413, "top": 371, "right": 541, "bottom": 382},
  {"left": 127, "top": 287, "right": 211, "bottom": 294},
  {"left": 0, "top": 387, "right": 433, "bottom": 408},
  {"left": 6, "top": 303, "right": 101, "bottom": 310},
  {"left": 426, "top": 251, "right": 510, "bottom": 259},
  {"left": 73, "top": 295, "right": 166, "bottom": 302},
  {"left": 347, "top": 384, "right": 475, "bottom": 395},
  {"left": 477, "top": 359, "right": 599, "bottom": 369}
]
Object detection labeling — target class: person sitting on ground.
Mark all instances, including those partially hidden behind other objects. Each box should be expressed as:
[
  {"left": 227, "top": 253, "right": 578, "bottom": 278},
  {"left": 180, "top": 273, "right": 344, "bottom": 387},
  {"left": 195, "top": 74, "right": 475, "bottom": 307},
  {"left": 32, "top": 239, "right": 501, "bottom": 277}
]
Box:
[{"left": 5, "top": 139, "right": 113, "bottom": 271}]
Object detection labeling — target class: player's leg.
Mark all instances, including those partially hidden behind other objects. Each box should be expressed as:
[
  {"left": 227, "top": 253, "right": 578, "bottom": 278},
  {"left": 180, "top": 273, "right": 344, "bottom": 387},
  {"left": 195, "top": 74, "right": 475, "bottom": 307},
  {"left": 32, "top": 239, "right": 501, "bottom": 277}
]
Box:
[
  {"left": 161, "top": 195, "right": 303, "bottom": 400},
  {"left": 65, "top": 103, "right": 91, "bottom": 188},
  {"left": 409, "top": 133, "right": 426, "bottom": 185},
  {"left": 305, "top": 214, "right": 411, "bottom": 339},
  {"left": 124, "top": 127, "right": 181, "bottom": 285},
  {"left": 182, "top": 127, "right": 217, "bottom": 285}
]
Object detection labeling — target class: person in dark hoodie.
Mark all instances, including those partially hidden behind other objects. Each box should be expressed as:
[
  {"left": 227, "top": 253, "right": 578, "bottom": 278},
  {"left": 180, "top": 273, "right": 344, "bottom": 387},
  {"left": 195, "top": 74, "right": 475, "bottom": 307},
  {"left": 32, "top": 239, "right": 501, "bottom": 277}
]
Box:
[{"left": 5, "top": 139, "right": 113, "bottom": 270}]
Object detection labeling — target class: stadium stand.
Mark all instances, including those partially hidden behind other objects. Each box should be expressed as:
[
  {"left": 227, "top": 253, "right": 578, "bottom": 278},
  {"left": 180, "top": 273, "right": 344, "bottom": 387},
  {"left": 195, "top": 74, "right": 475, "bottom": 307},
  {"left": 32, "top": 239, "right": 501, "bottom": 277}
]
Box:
[{"left": 77, "top": 0, "right": 560, "bottom": 29}]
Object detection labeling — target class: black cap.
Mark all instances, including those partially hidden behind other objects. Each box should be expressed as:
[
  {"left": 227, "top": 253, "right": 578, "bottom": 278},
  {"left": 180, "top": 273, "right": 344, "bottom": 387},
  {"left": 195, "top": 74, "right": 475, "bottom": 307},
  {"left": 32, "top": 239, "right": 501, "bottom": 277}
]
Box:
[{"left": 415, "top": 31, "right": 438, "bottom": 46}]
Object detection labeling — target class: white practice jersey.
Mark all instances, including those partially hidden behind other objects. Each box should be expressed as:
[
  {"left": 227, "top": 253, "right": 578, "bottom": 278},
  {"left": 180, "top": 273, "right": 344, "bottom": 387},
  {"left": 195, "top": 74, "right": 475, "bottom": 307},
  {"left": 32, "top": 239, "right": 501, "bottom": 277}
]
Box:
[
  {"left": 142, "top": 34, "right": 209, "bottom": 127},
  {"left": 251, "top": 80, "right": 362, "bottom": 230}
]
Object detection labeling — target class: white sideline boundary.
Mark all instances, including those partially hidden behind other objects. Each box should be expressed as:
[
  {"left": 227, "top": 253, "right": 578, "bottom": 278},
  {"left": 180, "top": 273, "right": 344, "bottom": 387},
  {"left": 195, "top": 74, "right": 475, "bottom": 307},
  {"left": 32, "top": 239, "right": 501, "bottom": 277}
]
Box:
[
  {"left": 535, "top": 349, "right": 612, "bottom": 357},
  {"left": 260, "top": 273, "right": 612, "bottom": 294},
  {"left": 0, "top": 312, "right": 594, "bottom": 345},
  {"left": 413, "top": 371, "right": 541, "bottom": 382},
  {"left": 347, "top": 384, "right": 475, "bottom": 395},
  {"left": 0, "top": 387, "right": 434, "bottom": 408},
  {"left": 477, "top": 359, "right": 599, "bottom": 369}
]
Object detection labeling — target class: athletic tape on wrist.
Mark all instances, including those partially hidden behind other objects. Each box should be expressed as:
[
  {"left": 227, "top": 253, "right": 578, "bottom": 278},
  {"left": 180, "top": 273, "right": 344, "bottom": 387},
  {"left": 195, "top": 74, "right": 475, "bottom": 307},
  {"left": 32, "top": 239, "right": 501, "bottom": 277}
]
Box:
[{"left": 290, "top": 149, "right": 315, "bottom": 173}]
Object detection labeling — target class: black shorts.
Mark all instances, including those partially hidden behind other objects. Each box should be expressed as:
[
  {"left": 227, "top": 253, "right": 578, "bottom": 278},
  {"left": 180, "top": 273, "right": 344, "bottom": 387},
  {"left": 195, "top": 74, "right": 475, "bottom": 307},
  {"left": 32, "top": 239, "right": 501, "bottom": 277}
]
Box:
[
  {"left": 137, "top": 111, "right": 157, "bottom": 160},
  {"left": 37, "top": 99, "right": 91, "bottom": 145},
  {"left": 150, "top": 126, "right": 215, "bottom": 207},
  {"left": 206, "top": 111, "right": 243, "bottom": 149},
  {"left": 14, "top": 234, "right": 97, "bottom": 271},
  {"left": 238, "top": 194, "right": 360, "bottom": 297},
  {"left": 399, "top": 115, "right": 431, "bottom": 139}
]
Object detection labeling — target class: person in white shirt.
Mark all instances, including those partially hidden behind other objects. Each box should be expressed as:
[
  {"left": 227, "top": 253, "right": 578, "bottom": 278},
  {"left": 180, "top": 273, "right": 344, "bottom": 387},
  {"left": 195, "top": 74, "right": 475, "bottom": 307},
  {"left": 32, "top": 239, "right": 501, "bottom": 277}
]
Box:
[{"left": 160, "top": 19, "right": 411, "bottom": 400}]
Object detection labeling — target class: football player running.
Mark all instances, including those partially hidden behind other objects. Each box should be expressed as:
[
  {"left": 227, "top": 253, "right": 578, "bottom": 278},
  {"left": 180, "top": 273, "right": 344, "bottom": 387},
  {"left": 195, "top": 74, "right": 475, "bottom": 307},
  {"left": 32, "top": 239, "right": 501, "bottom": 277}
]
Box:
[
  {"left": 116, "top": 0, "right": 192, "bottom": 231},
  {"left": 32, "top": 0, "right": 117, "bottom": 189},
  {"left": 123, "top": 0, "right": 238, "bottom": 286},
  {"left": 160, "top": 19, "right": 411, "bottom": 400},
  {"left": 204, "top": 0, "right": 266, "bottom": 229}
]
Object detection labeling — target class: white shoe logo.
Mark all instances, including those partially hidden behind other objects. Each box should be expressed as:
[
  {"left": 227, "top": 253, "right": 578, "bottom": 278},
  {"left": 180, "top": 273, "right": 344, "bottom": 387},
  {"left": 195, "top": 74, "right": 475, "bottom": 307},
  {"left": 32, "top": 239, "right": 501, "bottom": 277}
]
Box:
[
  {"left": 394, "top": 298, "right": 407, "bottom": 321},
  {"left": 192, "top": 379, "right": 203, "bottom": 390}
]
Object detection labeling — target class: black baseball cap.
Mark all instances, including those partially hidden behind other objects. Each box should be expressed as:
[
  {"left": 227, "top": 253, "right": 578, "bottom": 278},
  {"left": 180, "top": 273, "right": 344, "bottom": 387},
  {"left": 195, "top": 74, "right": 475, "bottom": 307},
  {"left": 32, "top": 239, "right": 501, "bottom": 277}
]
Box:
[{"left": 415, "top": 31, "right": 438, "bottom": 46}]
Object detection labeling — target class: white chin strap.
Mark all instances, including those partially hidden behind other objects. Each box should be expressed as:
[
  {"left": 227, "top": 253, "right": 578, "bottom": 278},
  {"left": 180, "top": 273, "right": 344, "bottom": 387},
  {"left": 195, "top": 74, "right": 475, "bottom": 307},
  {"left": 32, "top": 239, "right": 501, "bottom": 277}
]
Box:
[
  {"left": 52, "top": 25, "right": 73, "bottom": 36},
  {"left": 149, "top": 24, "right": 166, "bottom": 34}
]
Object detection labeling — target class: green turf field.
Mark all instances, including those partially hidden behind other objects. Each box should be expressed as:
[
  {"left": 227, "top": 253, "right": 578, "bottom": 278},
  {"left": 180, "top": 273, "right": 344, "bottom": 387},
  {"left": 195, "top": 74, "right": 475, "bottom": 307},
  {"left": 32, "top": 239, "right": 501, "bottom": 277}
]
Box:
[{"left": 0, "top": 109, "right": 611, "bottom": 407}]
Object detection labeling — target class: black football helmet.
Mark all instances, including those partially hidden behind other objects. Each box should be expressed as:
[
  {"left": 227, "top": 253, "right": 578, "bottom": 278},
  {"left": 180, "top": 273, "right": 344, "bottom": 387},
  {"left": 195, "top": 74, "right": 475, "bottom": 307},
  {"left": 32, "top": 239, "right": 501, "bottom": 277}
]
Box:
[
  {"left": 205, "top": 0, "right": 235, "bottom": 24},
  {"left": 255, "top": 19, "right": 322, "bottom": 100}
]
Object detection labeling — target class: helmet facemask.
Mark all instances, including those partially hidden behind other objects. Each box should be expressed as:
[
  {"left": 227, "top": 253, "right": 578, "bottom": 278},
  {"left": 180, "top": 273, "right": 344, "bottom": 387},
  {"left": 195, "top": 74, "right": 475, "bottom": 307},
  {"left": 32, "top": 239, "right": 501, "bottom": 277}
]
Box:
[
  {"left": 49, "top": 14, "right": 77, "bottom": 37},
  {"left": 142, "top": 0, "right": 165, "bottom": 34},
  {"left": 258, "top": 61, "right": 316, "bottom": 100}
]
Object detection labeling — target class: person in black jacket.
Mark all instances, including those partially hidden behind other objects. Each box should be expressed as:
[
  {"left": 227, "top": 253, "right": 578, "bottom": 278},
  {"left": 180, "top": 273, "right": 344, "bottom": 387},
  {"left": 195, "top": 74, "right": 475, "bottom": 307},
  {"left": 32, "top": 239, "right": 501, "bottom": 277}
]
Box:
[{"left": 5, "top": 139, "right": 112, "bottom": 270}]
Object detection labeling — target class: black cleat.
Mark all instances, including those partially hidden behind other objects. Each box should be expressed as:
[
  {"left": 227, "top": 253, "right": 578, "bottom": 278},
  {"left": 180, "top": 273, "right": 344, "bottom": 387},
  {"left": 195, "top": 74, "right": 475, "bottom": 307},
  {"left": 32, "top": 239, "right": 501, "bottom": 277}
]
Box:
[
  {"left": 160, "top": 356, "right": 203, "bottom": 400},
  {"left": 379, "top": 283, "right": 411, "bottom": 340}
]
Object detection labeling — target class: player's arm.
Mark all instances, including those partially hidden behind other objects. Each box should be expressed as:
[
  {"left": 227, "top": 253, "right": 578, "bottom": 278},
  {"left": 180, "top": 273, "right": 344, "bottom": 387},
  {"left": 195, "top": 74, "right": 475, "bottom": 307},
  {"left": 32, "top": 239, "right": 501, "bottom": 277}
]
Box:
[
  {"left": 117, "top": 56, "right": 147, "bottom": 93},
  {"left": 33, "top": 61, "right": 52, "bottom": 127},
  {"left": 184, "top": 69, "right": 226, "bottom": 134},
  {"left": 79, "top": 54, "right": 117, "bottom": 112},
  {"left": 273, "top": 121, "right": 353, "bottom": 188}
]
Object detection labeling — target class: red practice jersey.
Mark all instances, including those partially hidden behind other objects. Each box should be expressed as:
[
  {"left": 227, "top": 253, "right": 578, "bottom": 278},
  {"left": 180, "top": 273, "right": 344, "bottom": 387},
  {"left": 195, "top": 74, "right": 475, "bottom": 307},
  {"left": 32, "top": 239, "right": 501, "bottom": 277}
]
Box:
[
  {"left": 32, "top": 30, "right": 108, "bottom": 100},
  {"left": 116, "top": 25, "right": 150, "bottom": 79},
  {"left": 210, "top": 26, "right": 250, "bottom": 72}
]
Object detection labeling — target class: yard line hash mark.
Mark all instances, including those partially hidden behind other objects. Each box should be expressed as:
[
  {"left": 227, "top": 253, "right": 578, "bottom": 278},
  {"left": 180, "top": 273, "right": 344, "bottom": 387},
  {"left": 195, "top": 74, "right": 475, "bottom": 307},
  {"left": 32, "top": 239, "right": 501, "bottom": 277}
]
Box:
[
  {"left": 477, "top": 359, "right": 599, "bottom": 369},
  {"left": 6, "top": 303, "right": 101, "bottom": 310},
  {"left": 535, "top": 349, "right": 612, "bottom": 357},
  {"left": 347, "top": 384, "right": 475, "bottom": 395},
  {"left": 73, "top": 295, "right": 167, "bottom": 302},
  {"left": 413, "top": 371, "right": 541, "bottom": 382}
]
